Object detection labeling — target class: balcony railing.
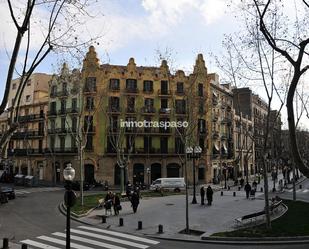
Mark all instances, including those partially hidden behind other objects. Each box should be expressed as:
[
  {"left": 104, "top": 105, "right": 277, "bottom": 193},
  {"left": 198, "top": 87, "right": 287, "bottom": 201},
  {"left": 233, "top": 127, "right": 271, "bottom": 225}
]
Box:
[
  {"left": 11, "top": 130, "right": 44, "bottom": 139},
  {"left": 17, "top": 114, "right": 45, "bottom": 123},
  {"left": 140, "top": 106, "right": 156, "bottom": 114},
  {"left": 158, "top": 90, "right": 171, "bottom": 96},
  {"left": 107, "top": 106, "right": 121, "bottom": 113},
  {"left": 47, "top": 110, "right": 57, "bottom": 116},
  {"left": 8, "top": 148, "right": 44, "bottom": 156},
  {"left": 45, "top": 147, "right": 78, "bottom": 154},
  {"left": 159, "top": 108, "right": 171, "bottom": 114},
  {"left": 83, "top": 86, "right": 97, "bottom": 93}
]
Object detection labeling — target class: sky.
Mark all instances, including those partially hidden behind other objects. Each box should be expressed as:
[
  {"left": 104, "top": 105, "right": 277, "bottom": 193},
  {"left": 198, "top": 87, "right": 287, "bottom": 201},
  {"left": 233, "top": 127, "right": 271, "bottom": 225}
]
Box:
[{"left": 0, "top": 0, "right": 308, "bottom": 129}]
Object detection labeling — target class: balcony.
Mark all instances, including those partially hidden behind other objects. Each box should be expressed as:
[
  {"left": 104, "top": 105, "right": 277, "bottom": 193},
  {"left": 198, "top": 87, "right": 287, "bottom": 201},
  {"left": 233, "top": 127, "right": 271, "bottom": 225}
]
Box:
[
  {"left": 175, "top": 90, "right": 185, "bottom": 96},
  {"left": 107, "top": 106, "right": 121, "bottom": 114},
  {"left": 45, "top": 147, "right": 78, "bottom": 154},
  {"left": 83, "top": 86, "right": 97, "bottom": 93},
  {"left": 221, "top": 133, "right": 227, "bottom": 140},
  {"left": 124, "top": 88, "right": 139, "bottom": 95},
  {"left": 11, "top": 130, "right": 44, "bottom": 139},
  {"left": 158, "top": 90, "right": 171, "bottom": 97},
  {"left": 143, "top": 89, "right": 154, "bottom": 94},
  {"left": 159, "top": 108, "right": 171, "bottom": 115},
  {"left": 18, "top": 113, "right": 45, "bottom": 123},
  {"left": 212, "top": 98, "right": 218, "bottom": 106},
  {"left": 140, "top": 106, "right": 156, "bottom": 115},
  {"left": 47, "top": 110, "right": 57, "bottom": 117},
  {"left": 57, "top": 90, "right": 69, "bottom": 98},
  {"left": 126, "top": 107, "right": 136, "bottom": 114},
  {"left": 8, "top": 148, "right": 44, "bottom": 156},
  {"left": 212, "top": 131, "right": 219, "bottom": 139}
]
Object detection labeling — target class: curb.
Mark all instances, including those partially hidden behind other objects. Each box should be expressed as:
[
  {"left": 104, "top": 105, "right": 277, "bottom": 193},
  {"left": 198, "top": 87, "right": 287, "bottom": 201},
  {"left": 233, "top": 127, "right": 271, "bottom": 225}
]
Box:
[{"left": 286, "top": 177, "right": 307, "bottom": 190}]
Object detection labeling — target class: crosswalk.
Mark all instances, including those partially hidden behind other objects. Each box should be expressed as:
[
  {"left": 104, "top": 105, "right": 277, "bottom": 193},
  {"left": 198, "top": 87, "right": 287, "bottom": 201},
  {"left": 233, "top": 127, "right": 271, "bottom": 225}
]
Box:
[
  {"left": 20, "top": 225, "right": 160, "bottom": 249},
  {"left": 15, "top": 187, "right": 63, "bottom": 196}
]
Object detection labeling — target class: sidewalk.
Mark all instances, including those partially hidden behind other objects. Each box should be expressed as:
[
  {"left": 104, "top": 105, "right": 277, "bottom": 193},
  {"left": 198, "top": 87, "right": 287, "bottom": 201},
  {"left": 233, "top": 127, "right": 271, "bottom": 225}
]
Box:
[{"left": 79, "top": 190, "right": 268, "bottom": 240}]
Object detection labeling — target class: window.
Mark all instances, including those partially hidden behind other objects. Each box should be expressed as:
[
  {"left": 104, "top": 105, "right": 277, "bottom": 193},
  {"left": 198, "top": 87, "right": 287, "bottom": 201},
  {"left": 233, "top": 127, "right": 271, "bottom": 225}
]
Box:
[
  {"left": 60, "top": 99, "right": 66, "bottom": 113},
  {"left": 72, "top": 98, "right": 77, "bottom": 111},
  {"left": 11, "top": 98, "right": 14, "bottom": 106},
  {"left": 50, "top": 136, "right": 55, "bottom": 149},
  {"left": 50, "top": 102, "right": 56, "bottom": 114},
  {"left": 86, "top": 135, "right": 93, "bottom": 150},
  {"left": 199, "top": 100, "right": 204, "bottom": 114},
  {"left": 176, "top": 82, "right": 184, "bottom": 94},
  {"left": 126, "top": 79, "right": 137, "bottom": 92},
  {"left": 50, "top": 119, "right": 56, "bottom": 130},
  {"left": 143, "top": 81, "right": 153, "bottom": 92},
  {"left": 198, "top": 119, "right": 206, "bottom": 134},
  {"left": 26, "top": 79, "right": 31, "bottom": 86},
  {"left": 161, "top": 99, "right": 168, "bottom": 109},
  {"left": 109, "top": 79, "right": 120, "bottom": 90},
  {"left": 12, "top": 83, "right": 17, "bottom": 90},
  {"left": 62, "top": 82, "right": 67, "bottom": 93},
  {"left": 144, "top": 136, "right": 152, "bottom": 153},
  {"left": 160, "top": 81, "right": 168, "bottom": 94},
  {"left": 127, "top": 97, "right": 135, "bottom": 112},
  {"left": 71, "top": 117, "right": 77, "bottom": 132},
  {"left": 109, "top": 116, "right": 118, "bottom": 131},
  {"left": 125, "top": 116, "right": 136, "bottom": 132},
  {"left": 109, "top": 97, "right": 120, "bottom": 111},
  {"left": 85, "top": 77, "right": 96, "bottom": 92},
  {"left": 145, "top": 98, "right": 154, "bottom": 107},
  {"left": 175, "top": 137, "right": 184, "bottom": 154},
  {"left": 25, "top": 108, "right": 29, "bottom": 115},
  {"left": 60, "top": 136, "right": 65, "bottom": 150},
  {"left": 175, "top": 100, "right": 186, "bottom": 114},
  {"left": 86, "top": 96, "right": 95, "bottom": 110},
  {"left": 61, "top": 117, "right": 66, "bottom": 130},
  {"left": 84, "top": 115, "right": 93, "bottom": 131},
  {"left": 51, "top": 85, "right": 57, "bottom": 97},
  {"left": 160, "top": 137, "right": 168, "bottom": 153},
  {"left": 198, "top": 83, "right": 203, "bottom": 97},
  {"left": 26, "top": 95, "right": 31, "bottom": 102}
]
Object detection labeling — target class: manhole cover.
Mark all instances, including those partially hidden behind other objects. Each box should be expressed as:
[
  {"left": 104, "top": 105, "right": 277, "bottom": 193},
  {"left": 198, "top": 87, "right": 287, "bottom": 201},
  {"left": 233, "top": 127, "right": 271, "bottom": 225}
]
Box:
[{"left": 165, "top": 203, "right": 174, "bottom": 206}]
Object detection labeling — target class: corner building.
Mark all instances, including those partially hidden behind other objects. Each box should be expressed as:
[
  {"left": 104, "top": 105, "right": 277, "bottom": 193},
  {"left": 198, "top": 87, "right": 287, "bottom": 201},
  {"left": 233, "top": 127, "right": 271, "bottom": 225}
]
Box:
[{"left": 81, "top": 46, "right": 213, "bottom": 186}]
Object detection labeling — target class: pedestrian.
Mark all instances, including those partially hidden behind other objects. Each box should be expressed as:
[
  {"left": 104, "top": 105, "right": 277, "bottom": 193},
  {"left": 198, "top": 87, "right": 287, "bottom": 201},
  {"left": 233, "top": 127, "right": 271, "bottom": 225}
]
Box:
[
  {"left": 252, "top": 180, "right": 257, "bottom": 191},
  {"left": 113, "top": 193, "right": 121, "bottom": 215},
  {"left": 104, "top": 191, "right": 113, "bottom": 215},
  {"left": 206, "top": 185, "right": 213, "bottom": 205},
  {"left": 244, "top": 182, "right": 251, "bottom": 199},
  {"left": 131, "top": 191, "right": 140, "bottom": 213},
  {"left": 200, "top": 186, "right": 205, "bottom": 205},
  {"left": 126, "top": 181, "right": 132, "bottom": 199},
  {"left": 240, "top": 178, "right": 245, "bottom": 188}
]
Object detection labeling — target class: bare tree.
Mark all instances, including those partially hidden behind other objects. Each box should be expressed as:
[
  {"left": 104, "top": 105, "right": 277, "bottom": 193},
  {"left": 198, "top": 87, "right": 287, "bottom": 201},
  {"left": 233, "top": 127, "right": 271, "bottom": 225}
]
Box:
[
  {"left": 0, "top": 0, "right": 101, "bottom": 157},
  {"left": 253, "top": 0, "right": 309, "bottom": 177}
]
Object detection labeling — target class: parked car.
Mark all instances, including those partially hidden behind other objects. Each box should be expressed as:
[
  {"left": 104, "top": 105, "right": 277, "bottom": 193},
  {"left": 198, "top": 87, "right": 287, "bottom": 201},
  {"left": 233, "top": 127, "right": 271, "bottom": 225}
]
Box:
[
  {"left": 150, "top": 177, "right": 186, "bottom": 192},
  {"left": 0, "top": 186, "right": 15, "bottom": 204}
]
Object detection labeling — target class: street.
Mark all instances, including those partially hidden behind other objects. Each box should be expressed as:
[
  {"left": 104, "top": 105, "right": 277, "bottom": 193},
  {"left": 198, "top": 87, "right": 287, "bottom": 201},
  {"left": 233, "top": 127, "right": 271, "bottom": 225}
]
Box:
[{"left": 0, "top": 185, "right": 309, "bottom": 249}]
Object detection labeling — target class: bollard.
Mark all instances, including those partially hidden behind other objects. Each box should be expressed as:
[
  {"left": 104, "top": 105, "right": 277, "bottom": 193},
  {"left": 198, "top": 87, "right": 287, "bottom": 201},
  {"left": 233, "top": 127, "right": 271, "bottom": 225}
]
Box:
[
  {"left": 138, "top": 221, "right": 143, "bottom": 230},
  {"left": 221, "top": 191, "right": 223, "bottom": 196},
  {"left": 102, "top": 215, "right": 106, "bottom": 223},
  {"left": 119, "top": 218, "right": 124, "bottom": 226},
  {"left": 158, "top": 224, "right": 163, "bottom": 234},
  {"left": 228, "top": 186, "right": 230, "bottom": 191},
  {"left": 3, "top": 238, "right": 9, "bottom": 249},
  {"left": 233, "top": 191, "right": 236, "bottom": 197},
  {"left": 21, "top": 244, "right": 28, "bottom": 249},
  {"left": 299, "top": 185, "right": 302, "bottom": 189},
  {"left": 238, "top": 186, "right": 241, "bottom": 191}
]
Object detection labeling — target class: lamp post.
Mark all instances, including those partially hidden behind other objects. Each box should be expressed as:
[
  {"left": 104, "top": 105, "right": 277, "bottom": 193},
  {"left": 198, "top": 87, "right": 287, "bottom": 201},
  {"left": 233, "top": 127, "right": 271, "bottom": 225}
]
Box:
[
  {"left": 146, "top": 167, "right": 150, "bottom": 189},
  {"left": 63, "top": 163, "right": 77, "bottom": 249},
  {"left": 271, "top": 166, "right": 277, "bottom": 192},
  {"left": 186, "top": 146, "right": 202, "bottom": 204}
]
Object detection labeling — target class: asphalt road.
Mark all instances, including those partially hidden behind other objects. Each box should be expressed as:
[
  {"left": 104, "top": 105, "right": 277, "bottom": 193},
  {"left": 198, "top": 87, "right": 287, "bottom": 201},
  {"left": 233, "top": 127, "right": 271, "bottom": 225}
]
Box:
[
  {"left": 0, "top": 188, "right": 309, "bottom": 249},
  {"left": 278, "top": 178, "right": 309, "bottom": 202}
]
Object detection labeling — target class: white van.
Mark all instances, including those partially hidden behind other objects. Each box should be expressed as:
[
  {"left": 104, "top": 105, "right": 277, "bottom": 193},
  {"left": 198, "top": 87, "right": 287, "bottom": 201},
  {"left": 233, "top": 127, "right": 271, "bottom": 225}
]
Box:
[{"left": 150, "top": 177, "right": 186, "bottom": 192}]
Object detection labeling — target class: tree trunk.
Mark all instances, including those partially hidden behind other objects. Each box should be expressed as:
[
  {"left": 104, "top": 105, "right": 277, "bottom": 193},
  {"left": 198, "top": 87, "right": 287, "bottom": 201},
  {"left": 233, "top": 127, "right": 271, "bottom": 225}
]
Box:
[
  {"left": 79, "top": 147, "right": 84, "bottom": 206},
  {"left": 262, "top": 158, "right": 271, "bottom": 229}
]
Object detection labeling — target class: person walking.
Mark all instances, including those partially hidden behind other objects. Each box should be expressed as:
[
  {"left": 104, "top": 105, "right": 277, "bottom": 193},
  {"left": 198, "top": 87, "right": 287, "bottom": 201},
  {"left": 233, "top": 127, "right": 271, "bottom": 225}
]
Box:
[
  {"left": 131, "top": 191, "right": 140, "bottom": 213},
  {"left": 113, "top": 193, "right": 121, "bottom": 215},
  {"left": 244, "top": 182, "right": 251, "bottom": 199},
  {"left": 104, "top": 191, "right": 113, "bottom": 215},
  {"left": 200, "top": 186, "right": 205, "bottom": 205},
  {"left": 206, "top": 185, "right": 213, "bottom": 205},
  {"left": 240, "top": 178, "right": 245, "bottom": 188}
]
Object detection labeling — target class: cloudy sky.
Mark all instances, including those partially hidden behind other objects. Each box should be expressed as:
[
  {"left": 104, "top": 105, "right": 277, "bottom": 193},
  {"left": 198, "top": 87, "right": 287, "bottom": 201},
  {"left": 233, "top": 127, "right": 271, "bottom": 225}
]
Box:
[{"left": 0, "top": 0, "right": 308, "bottom": 128}]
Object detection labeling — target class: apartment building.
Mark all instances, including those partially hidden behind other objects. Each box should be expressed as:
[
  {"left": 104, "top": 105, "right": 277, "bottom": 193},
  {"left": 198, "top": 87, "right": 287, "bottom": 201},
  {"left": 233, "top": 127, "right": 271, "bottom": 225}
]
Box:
[{"left": 209, "top": 75, "right": 234, "bottom": 183}]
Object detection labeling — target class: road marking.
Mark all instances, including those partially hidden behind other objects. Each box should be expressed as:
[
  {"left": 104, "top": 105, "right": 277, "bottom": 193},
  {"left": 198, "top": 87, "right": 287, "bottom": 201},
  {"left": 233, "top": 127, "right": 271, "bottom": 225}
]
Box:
[
  {"left": 53, "top": 232, "right": 127, "bottom": 249},
  {"left": 15, "top": 190, "right": 30, "bottom": 194},
  {"left": 20, "top": 239, "right": 61, "bottom": 249},
  {"left": 38, "top": 236, "right": 94, "bottom": 249},
  {"left": 71, "top": 229, "right": 148, "bottom": 249},
  {"left": 78, "top": 226, "right": 160, "bottom": 245}
]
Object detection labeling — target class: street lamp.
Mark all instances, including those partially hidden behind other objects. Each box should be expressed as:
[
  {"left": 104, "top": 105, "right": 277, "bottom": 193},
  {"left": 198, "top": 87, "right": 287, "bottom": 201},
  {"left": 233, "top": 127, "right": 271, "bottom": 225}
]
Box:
[
  {"left": 146, "top": 167, "right": 151, "bottom": 189},
  {"left": 186, "top": 145, "right": 202, "bottom": 204},
  {"left": 63, "top": 163, "right": 77, "bottom": 249}
]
